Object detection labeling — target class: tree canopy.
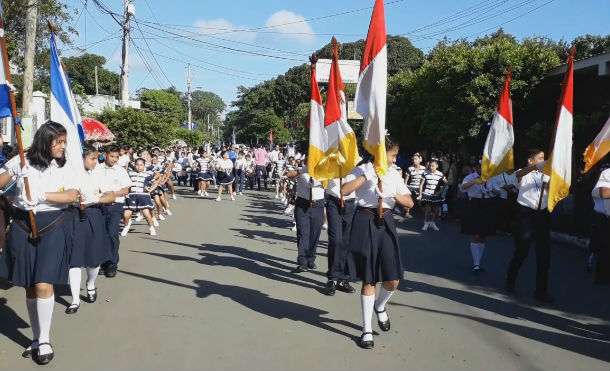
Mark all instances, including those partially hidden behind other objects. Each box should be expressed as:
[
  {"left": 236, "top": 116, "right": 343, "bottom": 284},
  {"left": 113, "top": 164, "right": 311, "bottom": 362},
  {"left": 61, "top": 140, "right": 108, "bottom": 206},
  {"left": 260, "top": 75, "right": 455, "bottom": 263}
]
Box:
[{"left": 62, "top": 53, "right": 120, "bottom": 97}]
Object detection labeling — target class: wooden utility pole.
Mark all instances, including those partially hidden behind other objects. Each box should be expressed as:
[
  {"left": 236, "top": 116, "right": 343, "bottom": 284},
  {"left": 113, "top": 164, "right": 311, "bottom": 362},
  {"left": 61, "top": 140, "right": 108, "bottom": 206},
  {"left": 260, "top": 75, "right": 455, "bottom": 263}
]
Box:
[
  {"left": 120, "top": 0, "right": 134, "bottom": 107},
  {"left": 95, "top": 65, "right": 99, "bottom": 95},
  {"left": 187, "top": 64, "right": 192, "bottom": 130},
  {"left": 21, "top": 0, "right": 38, "bottom": 117}
]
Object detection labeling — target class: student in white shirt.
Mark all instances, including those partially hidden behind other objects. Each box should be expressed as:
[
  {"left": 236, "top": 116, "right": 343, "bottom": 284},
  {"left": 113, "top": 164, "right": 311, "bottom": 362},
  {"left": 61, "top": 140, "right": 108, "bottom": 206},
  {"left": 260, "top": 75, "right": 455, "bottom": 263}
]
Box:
[
  {"left": 505, "top": 149, "right": 554, "bottom": 303},
  {"left": 590, "top": 164, "right": 610, "bottom": 284},
  {"left": 215, "top": 151, "right": 235, "bottom": 201},
  {"left": 488, "top": 169, "right": 518, "bottom": 233},
  {"left": 341, "top": 136, "right": 413, "bottom": 350},
  {"left": 234, "top": 151, "right": 248, "bottom": 195},
  {"left": 0, "top": 122, "right": 80, "bottom": 364}
]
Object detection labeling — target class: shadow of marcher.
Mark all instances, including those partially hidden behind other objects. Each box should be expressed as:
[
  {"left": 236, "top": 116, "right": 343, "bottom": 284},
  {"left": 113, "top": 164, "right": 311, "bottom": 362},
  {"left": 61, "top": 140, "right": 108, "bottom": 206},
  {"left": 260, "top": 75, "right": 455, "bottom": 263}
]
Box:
[{"left": 0, "top": 297, "right": 32, "bottom": 348}]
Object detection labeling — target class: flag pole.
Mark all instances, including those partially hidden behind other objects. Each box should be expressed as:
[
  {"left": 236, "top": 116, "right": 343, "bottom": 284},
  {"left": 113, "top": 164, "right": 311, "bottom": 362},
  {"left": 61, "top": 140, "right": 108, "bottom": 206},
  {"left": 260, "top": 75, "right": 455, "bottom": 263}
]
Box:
[
  {"left": 330, "top": 37, "right": 346, "bottom": 211},
  {"left": 0, "top": 13, "right": 38, "bottom": 239}
]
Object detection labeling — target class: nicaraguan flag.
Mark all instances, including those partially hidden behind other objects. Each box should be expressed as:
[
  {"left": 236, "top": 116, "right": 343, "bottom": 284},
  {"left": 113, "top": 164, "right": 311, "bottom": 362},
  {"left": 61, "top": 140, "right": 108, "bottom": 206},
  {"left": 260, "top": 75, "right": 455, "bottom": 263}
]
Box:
[
  {"left": 0, "top": 4, "right": 13, "bottom": 119},
  {"left": 49, "top": 33, "right": 85, "bottom": 173}
]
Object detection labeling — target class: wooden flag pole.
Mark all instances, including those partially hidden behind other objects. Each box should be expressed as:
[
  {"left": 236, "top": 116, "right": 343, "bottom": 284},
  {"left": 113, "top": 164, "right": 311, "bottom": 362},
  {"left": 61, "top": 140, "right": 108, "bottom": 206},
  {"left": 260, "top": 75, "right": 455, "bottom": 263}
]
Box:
[{"left": 0, "top": 15, "right": 38, "bottom": 239}]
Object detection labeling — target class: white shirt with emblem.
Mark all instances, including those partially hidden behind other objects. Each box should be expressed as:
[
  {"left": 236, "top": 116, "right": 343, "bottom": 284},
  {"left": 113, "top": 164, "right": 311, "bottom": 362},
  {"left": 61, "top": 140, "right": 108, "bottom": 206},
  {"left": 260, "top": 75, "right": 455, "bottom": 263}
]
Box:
[
  {"left": 346, "top": 162, "right": 410, "bottom": 209},
  {"left": 326, "top": 177, "right": 355, "bottom": 200},
  {"left": 296, "top": 166, "right": 325, "bottom": 201},
  {"left": 517, "top": 170, "right": 550, "bottom": 210},
  {"left": 92, "top": 162, "right": 132, "bottom": 203},
  {"left": 592, "top": 168, "right": 610, "bottom": 216}
]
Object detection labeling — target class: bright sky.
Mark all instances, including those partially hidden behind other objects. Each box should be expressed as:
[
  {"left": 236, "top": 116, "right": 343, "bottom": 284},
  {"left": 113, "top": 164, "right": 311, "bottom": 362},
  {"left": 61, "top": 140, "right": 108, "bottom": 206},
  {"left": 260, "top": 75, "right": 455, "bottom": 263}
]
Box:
[{"left": 60, "top": 0, "right": 609, "bottom": 114}]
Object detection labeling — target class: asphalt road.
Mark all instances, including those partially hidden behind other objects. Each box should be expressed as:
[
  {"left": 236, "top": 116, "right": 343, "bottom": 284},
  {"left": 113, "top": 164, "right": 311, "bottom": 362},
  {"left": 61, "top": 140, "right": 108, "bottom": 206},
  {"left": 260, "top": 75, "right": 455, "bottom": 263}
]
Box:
[{"left": 1, "top": 186, "right": 608, "bottom": 370}]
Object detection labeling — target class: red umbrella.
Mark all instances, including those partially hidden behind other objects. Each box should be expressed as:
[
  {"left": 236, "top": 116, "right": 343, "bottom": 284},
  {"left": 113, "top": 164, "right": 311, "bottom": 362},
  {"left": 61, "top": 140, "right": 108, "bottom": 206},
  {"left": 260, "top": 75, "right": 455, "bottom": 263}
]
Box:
[{"left": 82, "top": 117, "right": 115, "bottom": 141}]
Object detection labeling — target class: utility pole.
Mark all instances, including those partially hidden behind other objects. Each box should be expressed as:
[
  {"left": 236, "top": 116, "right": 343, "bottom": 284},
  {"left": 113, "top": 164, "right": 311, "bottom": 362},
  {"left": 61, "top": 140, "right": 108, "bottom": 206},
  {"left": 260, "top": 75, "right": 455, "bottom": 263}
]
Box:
[
  {"left": 95, "top": 66, "right": 99, "bottom": 95},
  {"left": 120, "top": 0, "right": 134, "bottom": 107},
  {"left": 21, "top": 0, "right": 38, "bottom": 117},
  {"left": 206, "top": 113, "right": 210, "bottom": 133},
  {"left": 187, "top": 64, "right": 192, "bottom": 130}
]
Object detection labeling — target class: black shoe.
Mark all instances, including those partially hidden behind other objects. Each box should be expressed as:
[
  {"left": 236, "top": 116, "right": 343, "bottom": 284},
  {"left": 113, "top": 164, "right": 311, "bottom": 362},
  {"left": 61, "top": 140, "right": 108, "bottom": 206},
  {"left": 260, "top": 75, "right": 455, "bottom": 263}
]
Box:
[
  {"left": 35, "top": 343, "right": 54, "bottom": 365},
  {"left": 534, "top": 292, "right": 555, "bottom": 304},
  {"left": 472, "top": 265, "right": 484, "bottom": 275},
  {"left": 323, "top": 281, "right": 336, "bottom": 296},
  {"left": 307, "top": 262, "right": 317, "bottom": 270},
  {"left": 358, "top": 332, "right": 374, "bottom": 349},
  {"left": 87, "top": 288, "right": 97, "bottom": 303},
  {"left": 375, "top": 307, "right": 391, "bottom": 332},
  {"left": 336, "top": 280, "right": 356, "bottom": 293},
  {"left": 105, "top": 268, "right": 117, "bottom": 278},
  {"left": 504, "top": 281, "right": 516, "bottom": 294},
  {"left": 65, "top": 303, "right": 80, "bottom": 314},
  {"left": 21, "top": 341, "right": 38, "bottom": 358},
  {"left": 296, "top": 265, "right": 308, "bottom": 273}
]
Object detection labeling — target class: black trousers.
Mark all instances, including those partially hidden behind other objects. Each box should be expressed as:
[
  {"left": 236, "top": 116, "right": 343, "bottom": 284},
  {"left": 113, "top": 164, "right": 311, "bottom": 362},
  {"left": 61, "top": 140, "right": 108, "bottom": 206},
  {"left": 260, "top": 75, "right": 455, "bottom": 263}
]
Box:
[
  {"left": 506, "top": 205, "right": 551, "bottom": 293},
  {"left": 103, "top": 203, "right": 124, "bottom": 270},
  {"left": 295, "top": 198, "right": 324, "bottom": 266},
  {"left": 591, "top": 211, "right": 610, "bottom": 284},
  {"left": 326, "top": 197, "right": 356, "bottom": 280},
  {"left": 255, "top": 165, "right": 267, "bottom": 190}
]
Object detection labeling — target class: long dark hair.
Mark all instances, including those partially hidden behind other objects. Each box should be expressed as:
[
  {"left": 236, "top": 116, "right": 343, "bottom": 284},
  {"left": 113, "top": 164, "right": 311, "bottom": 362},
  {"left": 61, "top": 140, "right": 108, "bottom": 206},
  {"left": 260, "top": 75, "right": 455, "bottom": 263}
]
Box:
[
  {"left": 26, "top": 121, "right": 67, "bottom": 169},
  {"left": 82, "top": 143, "right": 97, "bottom": 157},
  {"left": 357, "top": 135, "right": 398, "bottom": 166}
]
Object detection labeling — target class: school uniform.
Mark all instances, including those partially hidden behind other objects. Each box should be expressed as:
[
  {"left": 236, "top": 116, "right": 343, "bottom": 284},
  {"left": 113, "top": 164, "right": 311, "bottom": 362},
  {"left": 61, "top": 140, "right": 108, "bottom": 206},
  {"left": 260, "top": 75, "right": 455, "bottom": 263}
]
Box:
[
  {"left": 272, "top": 159, "right": 286, "bottom": 180},
  {"left": 459, "top": 172, "right": 496, "bottom": 236},
  {"left": 294, "top": 166, "right": 326, "bottom": 269},
  {"left": 0, "top": 157, "right": 77, "bottom": 287},
  {"left": 488, "top": 171, "right": 518, "bottom": 232},
  {"left": 147, "top": 163, "right": 167, "bottom": 196},
  {"left": 347, "top": 163, "right": 410, "bottom": 283},
  {"left": 235, "top": 158, "right": 247, "bottom": 193},
  {"left": 405, "top": 165, "right": 425, "bottom": 197},
  {"left": 216, "top": 159, "right": 235, "bottom": 185},
  {"left": 506, "top": 170, "right": 552, "bottom": 296},
  {"left": 591, "top": 168, "right": 610, "bottom": 284},
  {"left": 124, "top": 170, "right": 156, "bottom": 210},
  {"left": 196, "top": 157, "right": 213, "bottom": 181},
  {"left": 325, "top": 177, "right": 357, "bottom": 283},
  {"left": 92, "top": 162, "right": 132, "bottom": 275},
  {"left": 420, "top": 170, "right": 445, "bottom": 205}
]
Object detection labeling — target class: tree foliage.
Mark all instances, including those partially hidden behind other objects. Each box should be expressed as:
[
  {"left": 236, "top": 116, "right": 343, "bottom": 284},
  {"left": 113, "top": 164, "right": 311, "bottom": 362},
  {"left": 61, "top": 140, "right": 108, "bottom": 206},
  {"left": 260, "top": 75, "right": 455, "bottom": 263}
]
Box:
[
  {"left": 190, "top": 90, "right": 225, "bottom": 127},
  {"left": 97, "top": 108, "right": 177, "bottom": 149},
  {"left": 62, "top": 53, "right": 120, "bottom": 97},
  {"left": 139, "top": 88, "right": 185, "bottom": 125}
]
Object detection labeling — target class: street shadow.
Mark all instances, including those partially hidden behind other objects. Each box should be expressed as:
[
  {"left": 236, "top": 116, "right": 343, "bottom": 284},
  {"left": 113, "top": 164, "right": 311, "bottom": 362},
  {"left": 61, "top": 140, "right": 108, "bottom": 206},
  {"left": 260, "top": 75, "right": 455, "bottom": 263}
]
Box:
[
  {"left": 0, "top": 297, "right": 32, "bottom": 348},
  {"left": 119, "top": 269, "right": 361, "bottom": 339},
  {"left": 230, "top": 227, "right": 297, "bottom": 245}
]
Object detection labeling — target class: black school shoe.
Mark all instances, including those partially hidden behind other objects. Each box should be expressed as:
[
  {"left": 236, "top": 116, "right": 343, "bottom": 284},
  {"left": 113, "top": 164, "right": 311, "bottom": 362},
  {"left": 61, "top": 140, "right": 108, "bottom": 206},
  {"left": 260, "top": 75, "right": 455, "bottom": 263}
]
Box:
[
  {"left": 375, "top": 307, "right": 391, "bottom": 332},
  {"left": 35, "top": 343, "right": 54, "bottom": 365},
  {"left": 322, "top": 281, "right": 336, "bottom": 296},
  {"left": 358, "top": 332, "right": 374, "bottom": 349},
  {"left": 307, "top": 262, "right": 317, "bottom": 270},
  {"left": 335, "top": 280, "right": 355, "bottom": 293},
  {"left": 295, "top": 265, "right": 308, "bottom": 273},
  {"left": 21, "top": 341, "right": 38, "bottom": 358}
]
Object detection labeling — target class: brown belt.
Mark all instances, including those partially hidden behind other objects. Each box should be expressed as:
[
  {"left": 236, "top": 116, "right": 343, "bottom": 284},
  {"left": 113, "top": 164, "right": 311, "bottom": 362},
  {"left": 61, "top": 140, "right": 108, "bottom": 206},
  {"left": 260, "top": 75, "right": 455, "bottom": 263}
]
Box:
[
  {"left": 358, "top": 207, "right": 392, "bottom": 216},
  {"left": 13, "top": 209, "right": 72, "bottom": 240}
]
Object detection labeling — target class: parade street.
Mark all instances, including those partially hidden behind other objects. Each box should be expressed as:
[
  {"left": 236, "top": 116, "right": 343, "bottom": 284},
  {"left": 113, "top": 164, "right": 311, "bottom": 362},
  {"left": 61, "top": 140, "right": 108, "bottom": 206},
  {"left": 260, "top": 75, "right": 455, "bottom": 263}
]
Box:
[{"left": 0, "top": 187, "right": 608, "bottom": 370}]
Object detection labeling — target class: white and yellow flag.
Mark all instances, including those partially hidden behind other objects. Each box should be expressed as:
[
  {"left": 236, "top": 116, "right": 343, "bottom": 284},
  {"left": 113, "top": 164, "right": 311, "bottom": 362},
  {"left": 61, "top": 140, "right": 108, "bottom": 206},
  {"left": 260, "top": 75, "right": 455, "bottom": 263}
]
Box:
[
  {"left": 542, "top": 50, "right": 574, "bottom": 212},
  {"left": 355, "top": 0, "right": 388, "bottom": 178},
  {"left": 582, "top": 115, "right": 610, "bottom": 173},
  {"left": 307, "top": 60, "right": 326, "bottom": 181}
]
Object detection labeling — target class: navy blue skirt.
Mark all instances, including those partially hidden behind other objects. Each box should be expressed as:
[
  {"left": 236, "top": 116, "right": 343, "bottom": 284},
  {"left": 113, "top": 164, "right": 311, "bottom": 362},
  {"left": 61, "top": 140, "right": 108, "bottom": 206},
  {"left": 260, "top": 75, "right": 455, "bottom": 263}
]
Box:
[
  {"left": 197, "top": 172, "right": 213, "bottom": 181},
  {"left": 124, "top": 194, "right": 155, "bottom": 210},
  {"left": 70, "top": 206, "right": 112, "bottom": 268},
  {"left": 460, "top": 198, "right": 496, "bottom": 236},
  {"left": 347, "top": 208, "right": 403, "bottom": 284},
  {"left": 0, "top": 208, "right": 74, "bottom": 287},
  {"left": 217, "top": 172, "right": 234, "bottom": 185}
]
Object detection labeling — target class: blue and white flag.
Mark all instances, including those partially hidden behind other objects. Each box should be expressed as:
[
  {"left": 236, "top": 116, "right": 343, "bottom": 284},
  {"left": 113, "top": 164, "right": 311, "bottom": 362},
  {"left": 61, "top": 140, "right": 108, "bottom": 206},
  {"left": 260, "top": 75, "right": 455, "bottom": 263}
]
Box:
[
  {"left": 0, "top": 4, "right": 13, "bottom": 119},
  {"left": 49, "top": 33, "right": 84, "bottom": 173}
]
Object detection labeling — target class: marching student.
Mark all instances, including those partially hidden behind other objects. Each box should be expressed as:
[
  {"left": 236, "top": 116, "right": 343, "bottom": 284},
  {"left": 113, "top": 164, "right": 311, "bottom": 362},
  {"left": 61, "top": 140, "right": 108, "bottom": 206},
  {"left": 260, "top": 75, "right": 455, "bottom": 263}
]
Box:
[
  {"left": 286, "top": 159, "right": 326, "bottom": 271},
  {"left": 341, "top": 136, "right": 414, "bottom": 349},
  {"left": 0, "top": 122, "right": 80, "bottom": 364},
  {"left": 196, "top": 151, "right": 213, "bottom": 197},
  {"left": 322, "top": 176, "right": 357, "bottom": 296},
  {"left": 590, "top": 163, "right": 609, "bottom": 285},
  {"left": 121, "top": 158, "right": 161, "bottom": 237},
  {"left": 93, "top": 144, "right": 131, "bottom": 278},
  {"left": 273, "top": 152, "right": 287, "bottom": 201},
  {"left": 488, "top": 169, "right": 519, "bottom": 233},
  {"left": 418, "top": 159, "right": 447, "bottom": 231},
  {"left": 459, "top": 162, "right": 497, "bottom": 274},
  {"left": 403, "top": 152, "right": 425, "bottom": 218},
  {"left": 244, "top": 153, "right": 256, "bottom": 191},
  {"left": 215, "top": 150, "right": 235, "bottom": 201},
  {"left": 234, "top": 151, "right": 247, "bottom": 195},
  {"left": 505, "top": 149, "right": 555, "bottom": 303},
  {"left": 65, "top": 144, "right": 116, "bottom": 315}
]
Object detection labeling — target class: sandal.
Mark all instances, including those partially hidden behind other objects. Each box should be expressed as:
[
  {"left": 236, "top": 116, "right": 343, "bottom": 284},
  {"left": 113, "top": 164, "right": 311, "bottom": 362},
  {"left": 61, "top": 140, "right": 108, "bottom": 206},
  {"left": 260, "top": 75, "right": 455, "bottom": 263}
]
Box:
[{"left": 21, "top": 340, "right": 38, "bottom": 358}]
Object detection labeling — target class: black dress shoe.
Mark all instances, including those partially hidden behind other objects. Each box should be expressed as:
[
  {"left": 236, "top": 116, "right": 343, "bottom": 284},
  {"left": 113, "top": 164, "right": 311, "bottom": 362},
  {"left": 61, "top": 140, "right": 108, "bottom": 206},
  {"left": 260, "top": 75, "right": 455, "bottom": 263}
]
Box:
[
  {"left": 323, "top": 281, "right": 336, "bottom": 296},
  {"left": 21, "top": 341, "right": 38, "bottom": 358},
  {"left": 105, "top": 270, "right": 117, "bottom": 278},
  {"left": 336, "top": 280, "right": 356, "bottom": 293},
  {"left": 65, "top": 303, "right": 80, "bottom": 314},
  {"left": 307, "top": 262, "right": 317, "bottom": 270},
  {"left": 504, "top": 281, "right": 516, "bottom": 294},
  {"left": 534, "top": 292, "right": 555, "bottom": 304},
  {"left": 358, "top": 332, "right": 374, "bottom": 349},
  {"left": 87, "top": 288, "right": 97, "bottom": 303},
  {"left": 35, "top": 343, "right": 54, "bottom": 365},
  {"left": 296, "top": 265, "right": 308, "bottom": 273},
  {"left": 375, "top": 307, "right": 391, "bottom": 332}
]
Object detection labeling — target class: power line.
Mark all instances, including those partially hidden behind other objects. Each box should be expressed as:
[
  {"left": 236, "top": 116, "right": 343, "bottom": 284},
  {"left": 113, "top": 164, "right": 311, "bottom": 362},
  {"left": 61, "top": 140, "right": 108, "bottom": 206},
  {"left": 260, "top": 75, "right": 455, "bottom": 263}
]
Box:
[{"left": 134, "top": 19, "right": 173, "bottom": 86}]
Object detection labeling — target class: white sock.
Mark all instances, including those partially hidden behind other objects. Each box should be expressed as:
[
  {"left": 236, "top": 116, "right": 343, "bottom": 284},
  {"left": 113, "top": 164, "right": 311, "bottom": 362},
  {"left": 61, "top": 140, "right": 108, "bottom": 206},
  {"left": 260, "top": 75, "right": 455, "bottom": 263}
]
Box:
[
  {"left": 86, "top": 267, "right": 100, "bottom": 291},
  {"left": 470, "top": 242, "right": 479, "bottom": 266},
  {"left": 375, "top": 287, "right": 395, "bottom": 322},
  {"left": 68, "top": 268, "right": 81, "bottom": 306},
  {"left": 37, "top": 295, "right": 54, "bottom": 355},
  {"left": 361, "top": 294, "right": 375, "bottom": 341},
  {"left": 477, "top": 243, "right": 486, "bottom": 266},
  {"left": 25, "top": 298, "right": 39, "bottom": 349}
]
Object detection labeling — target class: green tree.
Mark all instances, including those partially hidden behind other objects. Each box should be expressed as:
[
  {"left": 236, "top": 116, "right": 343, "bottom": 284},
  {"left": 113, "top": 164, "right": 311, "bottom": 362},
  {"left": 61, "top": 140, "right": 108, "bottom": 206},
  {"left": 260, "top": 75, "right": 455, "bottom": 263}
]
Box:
[
  {"left": 96, "top": 108, "right": 176, "bottom": 148},
  {"left": 62, "top": 53, "right": 120, "bottom": 97},
  {"left": 139, "top": 89, "right": 185, "bottom": 125},
  {"left": 191, "top": 90, "right": 225, "bottom": 127},
  {"left": 174, "top": 128, "right": 206, "bottom": 147}
]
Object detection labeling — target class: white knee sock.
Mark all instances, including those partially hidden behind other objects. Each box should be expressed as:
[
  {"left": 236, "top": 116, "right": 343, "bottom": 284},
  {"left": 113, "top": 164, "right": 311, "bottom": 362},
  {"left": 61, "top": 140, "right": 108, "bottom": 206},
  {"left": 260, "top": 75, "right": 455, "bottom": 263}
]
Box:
[
  {"left": 470, "top": 242, "right": 479, "bottom": 265},
  {"left": 36, "top": 295, "right": 54, "bottom": 355},
  {"left": 86, "top": 267, "right": 100, "bottom": 291},
  {"left": 477, "top": 243, "right": 486, "bottom": 266},
  {"left": 361, "top": 294, "right": 375, "bottom": 341},
  {"left": 68, "top": 268, "right": 81, "bottom": 305},
  {"left": 375, "top": 286, "right": 395, "bottom": 322},
  {"left": 25, "top": 298, "right": 39, "bottom": 349}
]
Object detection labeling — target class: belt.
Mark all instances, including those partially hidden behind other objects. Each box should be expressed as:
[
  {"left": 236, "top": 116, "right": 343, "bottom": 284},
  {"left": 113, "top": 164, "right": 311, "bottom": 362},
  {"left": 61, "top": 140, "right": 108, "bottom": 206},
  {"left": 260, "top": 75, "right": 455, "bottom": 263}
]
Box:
[
  {"left": 327, "top": 195, "right": 355, "bottom": 204},
  {"left": 358, "top": 207, "right": 391, "bottom": 228},
  {"left": 13, "top": 208, "right": 72, "bottom": 241},
  {"left": 296, "top": 197, "right": 325, "bottom": 208}
]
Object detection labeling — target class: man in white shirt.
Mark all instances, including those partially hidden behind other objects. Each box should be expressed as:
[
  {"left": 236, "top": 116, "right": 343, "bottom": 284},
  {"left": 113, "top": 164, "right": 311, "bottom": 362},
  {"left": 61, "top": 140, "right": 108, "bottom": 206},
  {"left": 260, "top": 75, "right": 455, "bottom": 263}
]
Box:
[
  {"left": 591, "top": 165, "right": 610, "bottom": 284},
  {"left": 93, "top": 144, "right": 132, "bottom": 278},
  {"left": 269, "top": 144, "right": 280, "bottom": 163}
]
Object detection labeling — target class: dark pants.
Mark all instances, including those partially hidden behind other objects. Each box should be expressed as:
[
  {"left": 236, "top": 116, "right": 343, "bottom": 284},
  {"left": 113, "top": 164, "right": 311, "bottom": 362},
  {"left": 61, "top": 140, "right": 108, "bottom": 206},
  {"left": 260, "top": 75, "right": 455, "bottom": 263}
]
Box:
[
  {"left": 295, "top": 198, "right": 324, "bottom": 266},
  {"left": 326, "top": 197, "right": 356, "bottom": 280},
  {"left": 591, "top": 211, "right": 610, "bottom": 284},
  {"left": 255, "top": 165, "right": 267, "bottom": 190},
  {"left": 506, "top": 205, "right": 551, "bottom": 294},
  {"left": 103, "top": 203, "right": 124, "bottom": 271},
  {"left": 235, "top": 170, "right": 245, "bottom": 193}
]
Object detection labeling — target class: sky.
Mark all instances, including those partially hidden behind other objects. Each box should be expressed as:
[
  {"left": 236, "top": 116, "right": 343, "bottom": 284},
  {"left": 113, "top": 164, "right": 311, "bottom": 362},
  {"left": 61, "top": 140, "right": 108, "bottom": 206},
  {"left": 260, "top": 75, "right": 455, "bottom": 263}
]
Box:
[{"left": 60, "top": 0, "right": 610, "bottom": 115}]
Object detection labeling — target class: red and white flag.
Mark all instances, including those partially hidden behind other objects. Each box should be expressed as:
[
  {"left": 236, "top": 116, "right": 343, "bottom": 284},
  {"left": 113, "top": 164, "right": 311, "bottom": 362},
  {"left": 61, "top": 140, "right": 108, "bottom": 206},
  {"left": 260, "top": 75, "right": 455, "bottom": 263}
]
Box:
[
  {"left": 307, "top": 59, "right": 326, "bottom": 180},
  {"left": 480, "top": 69, "right": 514, "bottom": 181},
  {"left": 355, "top": 0, "right": 388, "bottom": 178}
]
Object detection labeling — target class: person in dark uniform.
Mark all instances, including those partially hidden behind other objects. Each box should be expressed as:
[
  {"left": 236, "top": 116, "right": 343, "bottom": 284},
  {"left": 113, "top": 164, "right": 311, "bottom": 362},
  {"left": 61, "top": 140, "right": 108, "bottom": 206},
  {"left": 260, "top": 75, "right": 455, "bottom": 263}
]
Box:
[
  {"left": 0, "top": 122, "right": 80, "bottom": 364},
  {"left": 505, "top": 149, "right": 555, "bottom": 303},
  {"left": 590, "top": 163, "right": 609, "bottom": 284},
  {"left": 286, "top": 160, "right": 326, "bottom": 272},
  {"left": 341, "top": 136, "right": 414, "bottom": 350},
  {"left": 322, "top": 177, "right": 357, "bottom": 296}
]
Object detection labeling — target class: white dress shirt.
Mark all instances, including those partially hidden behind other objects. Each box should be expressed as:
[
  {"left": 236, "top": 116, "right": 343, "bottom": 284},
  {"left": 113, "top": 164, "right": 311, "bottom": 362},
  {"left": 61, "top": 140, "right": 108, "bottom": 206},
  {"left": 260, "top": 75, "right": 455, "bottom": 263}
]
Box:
[
  {"left": 79, "top": 169, "right": 105, "bottom": 205},
  {"left": 296, "top": 166, "right": 325, "bottom": 201},
  {"left": 517, "top": 170, "right": 550, "bottom": 210},
  {"left": 488, "top": 172, "right": 518, "bottom": 199},
  {"left": 460, "top": 172, "right": 494, "bottom": 199},
  {"left": 592, "top": 168, "right": 610, "bottom": 216},
  {"left": 346, "top": 163, "right": 410, "bottom": 209},
  {"left": 326, "top": 177, "right": 355, "bottom": 200},
  {"left": 92, "top": 162, "right": 132, "bottom": 203}
]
